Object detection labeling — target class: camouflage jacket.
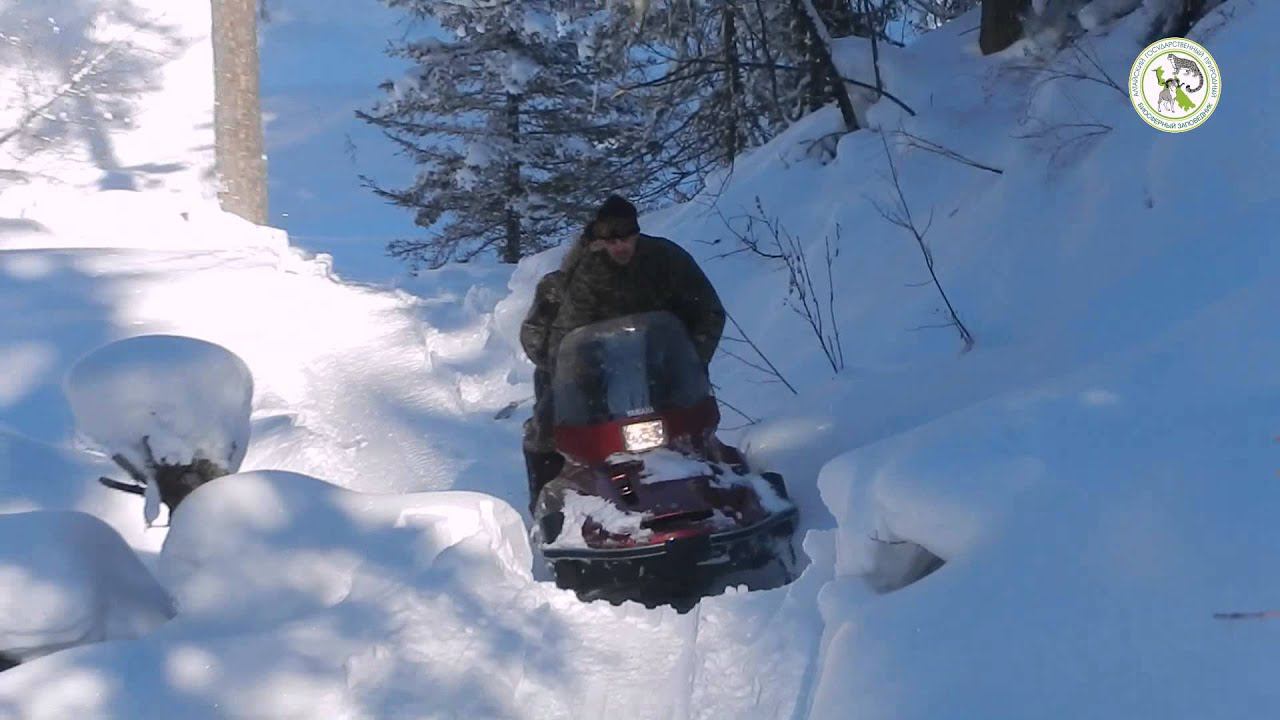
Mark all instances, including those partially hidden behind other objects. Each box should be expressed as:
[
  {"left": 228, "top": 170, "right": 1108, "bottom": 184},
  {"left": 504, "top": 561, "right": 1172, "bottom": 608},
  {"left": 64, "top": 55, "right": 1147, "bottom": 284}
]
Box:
[
  {"left": 520, "top": 270, "right": 565, "bottom": 370},
  {"left": 520, "top": 234, "right": 726, "bottom": 372}
]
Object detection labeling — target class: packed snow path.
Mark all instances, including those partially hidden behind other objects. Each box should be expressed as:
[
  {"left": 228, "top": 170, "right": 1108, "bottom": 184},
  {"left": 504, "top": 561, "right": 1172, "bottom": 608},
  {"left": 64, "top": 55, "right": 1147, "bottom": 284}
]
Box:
[{"left": 0, "top": 232, "right": 524, "bottom": 497}]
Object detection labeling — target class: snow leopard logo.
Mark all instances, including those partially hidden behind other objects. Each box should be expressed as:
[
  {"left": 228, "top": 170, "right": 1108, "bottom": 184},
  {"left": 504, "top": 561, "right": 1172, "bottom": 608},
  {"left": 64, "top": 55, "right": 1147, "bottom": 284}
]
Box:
[{"left": 1129, "top": 37, "right": 1221, "bottom": 133}]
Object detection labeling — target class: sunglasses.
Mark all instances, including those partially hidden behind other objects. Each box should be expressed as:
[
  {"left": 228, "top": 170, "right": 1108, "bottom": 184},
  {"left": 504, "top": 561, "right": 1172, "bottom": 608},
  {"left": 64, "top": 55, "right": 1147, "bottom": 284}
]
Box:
[{"left": 595, "top": 234, "right": 636, "bottom": 245}]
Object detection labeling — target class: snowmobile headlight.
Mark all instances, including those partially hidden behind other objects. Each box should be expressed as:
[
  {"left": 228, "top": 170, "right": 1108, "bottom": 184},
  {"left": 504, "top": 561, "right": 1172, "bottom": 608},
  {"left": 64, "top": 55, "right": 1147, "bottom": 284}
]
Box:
[{"left": 622, "top": 419, "right": 665, "bottom": 452}]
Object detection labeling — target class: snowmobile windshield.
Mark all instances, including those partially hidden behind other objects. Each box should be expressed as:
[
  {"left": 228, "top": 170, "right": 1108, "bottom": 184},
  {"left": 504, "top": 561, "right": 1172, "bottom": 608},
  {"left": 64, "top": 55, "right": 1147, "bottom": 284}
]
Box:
[{"left": 552, "top": 312, "right": 710, "bottom": 426}]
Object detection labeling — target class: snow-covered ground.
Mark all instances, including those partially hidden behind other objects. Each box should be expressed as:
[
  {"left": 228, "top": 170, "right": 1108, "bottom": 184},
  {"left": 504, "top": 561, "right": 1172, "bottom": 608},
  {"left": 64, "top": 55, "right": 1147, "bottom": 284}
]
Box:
[{"left": 0, "top": 0, "right": 1276, "bottom": 717}]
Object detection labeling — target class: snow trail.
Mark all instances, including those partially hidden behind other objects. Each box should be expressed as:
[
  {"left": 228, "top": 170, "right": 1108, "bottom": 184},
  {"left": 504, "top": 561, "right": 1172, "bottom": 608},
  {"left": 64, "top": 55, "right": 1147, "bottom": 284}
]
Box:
[{"left": 0, "top": 229, "right": 822, "bottom": 718}]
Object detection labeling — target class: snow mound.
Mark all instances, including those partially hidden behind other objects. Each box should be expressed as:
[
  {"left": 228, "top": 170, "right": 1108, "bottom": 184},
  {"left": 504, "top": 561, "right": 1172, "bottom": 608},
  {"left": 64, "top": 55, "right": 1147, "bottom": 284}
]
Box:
[
  {"left": 0, "top": 476, "right": 545, "bottom": 720},
  {"left": 0, "top": 511, "right": 173, "bottom": 664},
  {"left": 158, "top": 470, "right": 531, "bottom": 624},
  {"left": 809, "top": 273, "right": 1280, "bottom": 719},
  {"left": 65, "top": 334, "right": 254, "bottom": 517},
  {"left": 0, "top": 461, "right": 825, "bottom": 719}
]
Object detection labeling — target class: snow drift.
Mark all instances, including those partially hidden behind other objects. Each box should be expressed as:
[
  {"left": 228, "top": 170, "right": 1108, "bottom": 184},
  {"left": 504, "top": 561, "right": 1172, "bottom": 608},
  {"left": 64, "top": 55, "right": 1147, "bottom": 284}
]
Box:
[
  {"left": 158, "top": 470, "right": 531, "bottom": 625},
  {"left": 0, "top": 511, "right": 173, "bottom": 665}
]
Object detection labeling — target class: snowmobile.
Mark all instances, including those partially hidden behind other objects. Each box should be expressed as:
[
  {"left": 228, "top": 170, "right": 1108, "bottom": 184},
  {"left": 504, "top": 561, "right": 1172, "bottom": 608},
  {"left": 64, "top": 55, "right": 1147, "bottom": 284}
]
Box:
[{"left": 531, "top": 311, "right": 798, "bottom": 609}]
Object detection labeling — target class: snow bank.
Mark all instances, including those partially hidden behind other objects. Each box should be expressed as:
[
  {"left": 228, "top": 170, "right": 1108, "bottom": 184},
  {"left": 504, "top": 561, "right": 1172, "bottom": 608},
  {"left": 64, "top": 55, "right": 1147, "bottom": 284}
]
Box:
[
  {"left": 810, "top": 275, "right": 1280, "bottom": 719},
  {"left": 0, "top": 476, "right": 540, "bottom": 720},
  {"left": 257, "top": 0, "right": 422, "bottom": 283},
  {"left": 0, "top": 466, "right": 828, "bottom": 719},
  {"left": 0, "top": 511, "right": 173, "bottom": 664},
  {"left": 158, "top": 470, "right": 531, "bottom": 624},
  {"left": 519, "top": 1, "right": 1275, "bottom": 716},
  {"left": 0, "top": 190, "right": 289, "bottom": 253}
]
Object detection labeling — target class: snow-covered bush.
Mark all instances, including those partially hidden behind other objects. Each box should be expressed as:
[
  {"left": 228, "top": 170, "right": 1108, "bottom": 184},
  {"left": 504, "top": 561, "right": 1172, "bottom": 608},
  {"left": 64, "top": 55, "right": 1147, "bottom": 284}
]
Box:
[{"left": 65, "top": 335, "right": 254, "bottom": 523}]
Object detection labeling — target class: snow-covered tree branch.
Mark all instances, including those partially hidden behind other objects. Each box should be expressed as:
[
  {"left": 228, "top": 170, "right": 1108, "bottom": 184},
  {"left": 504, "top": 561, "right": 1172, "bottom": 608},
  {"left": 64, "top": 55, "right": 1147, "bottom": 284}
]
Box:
[{"left": 0, "top": 44, "right": 121, "bottom": 149}]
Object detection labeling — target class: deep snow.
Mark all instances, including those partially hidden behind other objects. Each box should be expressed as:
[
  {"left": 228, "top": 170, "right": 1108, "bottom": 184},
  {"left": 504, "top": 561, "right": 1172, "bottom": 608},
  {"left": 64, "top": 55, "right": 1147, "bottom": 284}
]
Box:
[
  {"left": 0, "top": 511, "right": 173, "bottom": 664},
  {"left": 0, "top": 0, "right": 1276, "bottom": 718}
]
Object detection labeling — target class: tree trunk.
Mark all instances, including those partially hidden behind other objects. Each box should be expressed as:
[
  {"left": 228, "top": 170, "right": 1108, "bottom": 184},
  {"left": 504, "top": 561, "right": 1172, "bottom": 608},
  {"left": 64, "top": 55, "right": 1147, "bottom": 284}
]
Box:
[
  {"left": 502, "top": 93, "right": 522, "bottom": 265},
  {"left": 1164, "top": 0, "right": 1209, "bottom": 37},
  {"left": 861, "top": 0, "right": 884, "bottom": 96},
  {"left": 792, "top": 0, "right": 859, "bottom": 131},
  {"left": 723, "top": 5, "right": 742, "bottom": 160},
  {"left": 211, "top": 0, "right": 267, "bottom": 224},
  {"left": 815, "top": 0, "right": 858, "bottom": 36},
  {"left": 797, "top": 12, "right": 825, "bottom": 113},
  {"left": 751, "top": 0, "right": 786, "bottom": 127},
  {"left": 979, "top": 0, "right": 1030, "bottom": 55}
]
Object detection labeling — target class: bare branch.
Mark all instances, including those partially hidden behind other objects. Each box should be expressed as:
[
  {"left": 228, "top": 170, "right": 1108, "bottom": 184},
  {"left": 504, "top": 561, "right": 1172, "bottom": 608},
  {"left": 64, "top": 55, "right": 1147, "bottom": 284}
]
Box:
[
  {"left": 876, "top": 133, "right": 975, "bottom": 353},
  {"left": 725, "top": 311, "right": 799, "bottom": 395},
  {"left": 1011, "top": 119, "right": 1113, "bottom": 169},
  {"left": 1213, "top": 610, "right": 1280, "bottom": 621},
  {"left": 111, "top": 452, "right": 149, "bottom": 486},
  {"left": 647, "top": 56, "right": 918, "bottom": 117},
  {"left": 894, "top": 127, "right": 1004, "bottom": 175},
  {"left": 827, "top": 227, "right": 845, "bottom": 371},
  {"left": 721, "top": 199, "right": 846, "bottom": 373},
  {"left": 909, "top": 322, "right": 964, "bottom": 331},
  {"left": 99, "top": 477, "right": 146, "bottom": 496},
  {"left": 1003, "top": 35, "right": 1125, "bottom": 98},
  {"left": 720, "top": 346, "right": 780, "bottom": 378},
  {"left": 717, "top": 395, "right": 760, "bottom": 426}
]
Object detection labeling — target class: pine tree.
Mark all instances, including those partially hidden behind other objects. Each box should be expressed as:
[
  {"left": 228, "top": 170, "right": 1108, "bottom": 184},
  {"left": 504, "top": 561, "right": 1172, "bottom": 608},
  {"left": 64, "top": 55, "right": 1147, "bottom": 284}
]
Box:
[
  {"left": 602, "top": 0, "right": 884, "bottom": 196},
  {"left": 359, "top": 2, "right": 651, "bottom": 269},
  {"left": 601, "top": 1, "right": 804, "bottom": 196}
]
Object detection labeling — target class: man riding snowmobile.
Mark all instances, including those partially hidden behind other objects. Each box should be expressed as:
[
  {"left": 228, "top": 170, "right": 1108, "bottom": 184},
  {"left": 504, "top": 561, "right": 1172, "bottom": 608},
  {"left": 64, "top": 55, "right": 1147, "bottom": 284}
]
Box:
[
  {"left": 520, "top": 195, "right": 726, "bottom": 510},
  {"left": 539, "top": 309, "right": 798, "bottom": 605}
]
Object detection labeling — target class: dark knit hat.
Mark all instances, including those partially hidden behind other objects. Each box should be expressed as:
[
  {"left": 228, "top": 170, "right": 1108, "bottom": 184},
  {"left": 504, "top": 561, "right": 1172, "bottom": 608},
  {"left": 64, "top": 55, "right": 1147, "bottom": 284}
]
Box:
[{"left": 593, "top": 195, "right": 640, "bottom": 238}]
